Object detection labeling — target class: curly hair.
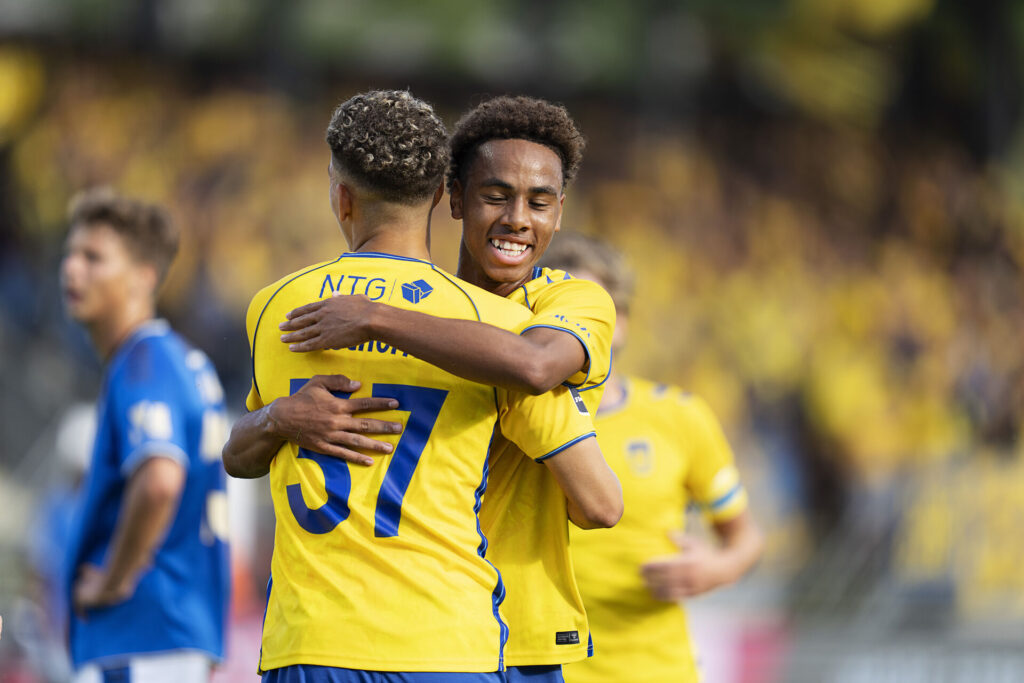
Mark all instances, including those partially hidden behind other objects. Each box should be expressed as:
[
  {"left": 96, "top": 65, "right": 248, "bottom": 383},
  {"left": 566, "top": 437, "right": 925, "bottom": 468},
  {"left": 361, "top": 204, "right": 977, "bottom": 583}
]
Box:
[
  {"left": 540, "top": 232, "right": 634, "bottom": 312},
  {"left": 68, "top": 187, "right": 179, "bottom": 285},
  {"left": 326, "top": 90, "right": 449, "bottom": 205},
  {"left": 447, "top": 95, "right": 585, "bottom": 192}
]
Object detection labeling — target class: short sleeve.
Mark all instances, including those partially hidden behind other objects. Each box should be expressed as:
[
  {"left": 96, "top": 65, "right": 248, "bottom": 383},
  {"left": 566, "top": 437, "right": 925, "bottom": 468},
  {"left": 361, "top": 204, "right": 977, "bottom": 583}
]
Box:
[
  {"left": 111, "top": 345, "right": 191, "bottom": 477},
  {"left": 498, "top": 385, "right": 596, "bottom": 462},
  {"left": 518, "top": 276, "right": 615, "bottom": 389},
  {"left": 679, "top": 395, "right": 748, "bottom": 523}
]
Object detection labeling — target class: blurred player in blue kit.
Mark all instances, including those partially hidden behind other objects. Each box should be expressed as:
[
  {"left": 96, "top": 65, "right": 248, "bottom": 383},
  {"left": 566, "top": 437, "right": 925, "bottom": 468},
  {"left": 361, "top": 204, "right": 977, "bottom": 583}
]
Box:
[{"left": 60, "top": 189, "right": 230, "bottom": 682}]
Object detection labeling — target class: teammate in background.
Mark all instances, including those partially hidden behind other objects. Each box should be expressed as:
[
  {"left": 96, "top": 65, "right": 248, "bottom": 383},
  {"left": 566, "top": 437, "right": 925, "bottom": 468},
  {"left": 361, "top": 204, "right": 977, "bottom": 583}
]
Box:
[
  {"left": 61, "top": 189, "right": 230, "bottom": 682},
  {"left": 222, "top": 90, "right": 616, "bottom": 682},
  {"left": 279, "top": 96, "right": 620, "bottom": 683},
  {"left": 543, "top": 233, "right": 764, "bottom": 683}
]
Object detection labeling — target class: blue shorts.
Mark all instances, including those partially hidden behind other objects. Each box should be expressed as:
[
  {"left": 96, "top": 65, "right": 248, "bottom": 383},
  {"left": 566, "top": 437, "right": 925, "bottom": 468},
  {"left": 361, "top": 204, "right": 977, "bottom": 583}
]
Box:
[
  {"left": 502, "top": 665, "right": 563, "bottom": 683},
  {"left": 262, "top": 665, "right": 502, "bottom": 683}
]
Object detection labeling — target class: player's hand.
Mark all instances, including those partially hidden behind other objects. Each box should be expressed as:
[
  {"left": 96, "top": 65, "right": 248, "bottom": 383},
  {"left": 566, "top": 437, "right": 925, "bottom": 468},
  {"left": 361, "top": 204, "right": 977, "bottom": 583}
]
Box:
[
  {"left": 640, "top": 532, "right": 727, "bottom": 601},
  {"left": 279, "top": 295, "right": 375, "bottom": 352},
  {"left": 72, "top": 564, "right": 133, "bottom": 616},
  {"left": 268, "top": 374, "right": 403, "bottom": 466}
]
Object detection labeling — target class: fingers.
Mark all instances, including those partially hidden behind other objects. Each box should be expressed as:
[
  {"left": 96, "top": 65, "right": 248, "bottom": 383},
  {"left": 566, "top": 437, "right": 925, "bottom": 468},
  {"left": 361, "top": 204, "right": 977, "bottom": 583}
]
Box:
[
  {"left": 309, "top": 374, "right": 361, "bottom": 393},
  {"left": 345, "top": 397, "right": 400, "bottom": 415},
  {"left": 303, "top": 441, "right": 382, "bottom": 467},
  {"left": 281, "top": 326, "right": 319, "bottom": 343},
  {"left": 285, "top": 301, "right": 324, "bottom": 321}
]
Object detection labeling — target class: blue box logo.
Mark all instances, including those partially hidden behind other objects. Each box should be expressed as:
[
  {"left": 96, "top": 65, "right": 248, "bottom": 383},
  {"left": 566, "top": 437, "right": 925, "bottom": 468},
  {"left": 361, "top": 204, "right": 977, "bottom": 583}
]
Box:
[{"left": 402, "top": 279, "right": 434, "bottom": 304}]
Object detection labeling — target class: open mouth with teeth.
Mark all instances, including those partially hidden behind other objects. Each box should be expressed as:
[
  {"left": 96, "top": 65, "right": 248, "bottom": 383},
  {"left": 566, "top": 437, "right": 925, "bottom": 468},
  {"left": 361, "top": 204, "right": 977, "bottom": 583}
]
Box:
[{"left": 489, "top": 238, "right": 531, "bottom": 264}]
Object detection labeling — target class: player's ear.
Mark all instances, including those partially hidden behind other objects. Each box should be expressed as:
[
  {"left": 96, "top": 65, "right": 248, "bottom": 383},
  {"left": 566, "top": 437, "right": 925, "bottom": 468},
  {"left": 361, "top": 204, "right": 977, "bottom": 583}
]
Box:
[
  {"left": 431, "top": 181, "right": 444, "bottom": 210},
  {"left": 553, "top": 193, "right": 565, "bottom": 234},
  {"left": 450, "top": 179, "right": 464, "bottom": 220},
  {"left": 337, "top": 183, "right": 354, "bottom": 222}
]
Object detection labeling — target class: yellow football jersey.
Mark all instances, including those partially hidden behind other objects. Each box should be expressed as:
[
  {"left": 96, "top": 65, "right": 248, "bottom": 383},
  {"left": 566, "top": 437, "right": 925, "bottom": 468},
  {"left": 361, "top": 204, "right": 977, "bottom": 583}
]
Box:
[
  {"left": 565, "top": 377, "right": 749, "bottom": 683},
  {"left": 480, "top": 266, "right": 616, "bottom": 666},
  {"left": 245, "top": 253, "right": 595, "bottom": 673}
]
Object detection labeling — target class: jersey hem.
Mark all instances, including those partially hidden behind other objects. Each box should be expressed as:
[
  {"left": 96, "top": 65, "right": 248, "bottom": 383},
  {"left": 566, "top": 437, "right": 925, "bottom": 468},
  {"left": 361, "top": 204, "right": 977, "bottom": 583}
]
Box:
[{"left": 257, "top": 653, "right": 504, "bottom": 673}]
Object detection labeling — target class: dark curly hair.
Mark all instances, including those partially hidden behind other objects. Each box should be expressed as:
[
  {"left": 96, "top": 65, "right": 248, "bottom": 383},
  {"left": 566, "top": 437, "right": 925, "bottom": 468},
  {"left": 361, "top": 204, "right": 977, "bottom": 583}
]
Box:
[
  {"left": 68, "top": 187, "right": 179, "bottom": 285},
  {"left": 326, "top": 90, "right": 449, "bottom": 205},
  {"left": 447, "top": 95, "right": 585, "bottom": 192}
]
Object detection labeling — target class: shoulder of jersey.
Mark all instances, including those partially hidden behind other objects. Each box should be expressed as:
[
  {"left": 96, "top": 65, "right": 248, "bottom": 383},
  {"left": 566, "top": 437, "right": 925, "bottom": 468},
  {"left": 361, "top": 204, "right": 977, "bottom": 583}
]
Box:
[
  {"left": 525, "top": 266, "right": 614, "bottom": 304},
  {"left": 251, "top": 257, "right": 345, "bottom": 304}
]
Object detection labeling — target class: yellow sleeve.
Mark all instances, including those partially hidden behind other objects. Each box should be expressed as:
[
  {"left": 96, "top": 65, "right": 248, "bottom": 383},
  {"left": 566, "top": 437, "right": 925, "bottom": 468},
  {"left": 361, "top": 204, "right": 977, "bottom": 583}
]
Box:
[
  {"left": 518, "top": 277, "right": 615, "bottom": 389},
  {"left": 243, "top": 283, "right": 276, "bottom": 413},
  {"left": 498, "top": 385, "right": 597, "bottom": 462},
  {"left": 679, "top": 394, "right": 749, "bottom": 523}
]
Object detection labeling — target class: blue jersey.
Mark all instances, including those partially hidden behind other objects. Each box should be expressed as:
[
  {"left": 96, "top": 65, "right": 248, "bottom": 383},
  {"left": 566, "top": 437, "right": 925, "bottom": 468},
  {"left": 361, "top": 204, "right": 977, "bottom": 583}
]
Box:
[{"left": 65, "top": 320, "right": 231, "bottom": 669}]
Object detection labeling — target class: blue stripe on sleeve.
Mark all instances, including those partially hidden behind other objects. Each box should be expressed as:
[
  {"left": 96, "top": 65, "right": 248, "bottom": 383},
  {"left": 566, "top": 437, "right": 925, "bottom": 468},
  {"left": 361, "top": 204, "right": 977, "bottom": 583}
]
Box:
[{"left": 535, "top": 432, "right": 596, "bottom": 462}]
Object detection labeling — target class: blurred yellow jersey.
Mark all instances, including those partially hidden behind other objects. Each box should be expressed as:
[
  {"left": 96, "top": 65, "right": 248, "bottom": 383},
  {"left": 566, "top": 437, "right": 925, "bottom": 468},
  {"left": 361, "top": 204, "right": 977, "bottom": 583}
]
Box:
[
  {"left": 565, "top": 377, "right": 749, "bottom": 683},
  {"left": 246, "top": 253, "right": 595, "bottom": 673},
  {"left": 480, "top": 266, "right": 616, "bottom": 666}
]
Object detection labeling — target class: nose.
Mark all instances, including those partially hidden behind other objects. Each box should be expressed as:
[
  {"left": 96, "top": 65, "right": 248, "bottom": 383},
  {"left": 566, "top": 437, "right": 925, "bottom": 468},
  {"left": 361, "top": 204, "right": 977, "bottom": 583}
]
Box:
[{"left": 501, "top": 197, "right": 530, "bottom": 232}]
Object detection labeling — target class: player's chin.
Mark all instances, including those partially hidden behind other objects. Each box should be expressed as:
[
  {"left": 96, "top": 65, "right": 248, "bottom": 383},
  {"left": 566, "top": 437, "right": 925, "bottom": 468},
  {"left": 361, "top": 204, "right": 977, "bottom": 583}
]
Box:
[{"left": 484, "top": 261, "right": 533, "bottom": 286}]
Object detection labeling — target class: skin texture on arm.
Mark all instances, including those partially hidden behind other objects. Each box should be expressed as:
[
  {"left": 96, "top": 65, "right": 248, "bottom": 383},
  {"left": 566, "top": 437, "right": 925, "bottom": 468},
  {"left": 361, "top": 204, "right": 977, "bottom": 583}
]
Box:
[
  {"left": 72, "top": 456, "right": 185, "bottom": 613},
  {"left": 543, "top": 436, "right": 623, "bottom": 529},
  {"left": 279, "top": 296, "right": 586, "bottom": 395},
  {"left": 222, "top": 375, "right": 403, "bottom": 477},
  {"left": 639, "top": 510, "right": 764, "bottom": 601}
]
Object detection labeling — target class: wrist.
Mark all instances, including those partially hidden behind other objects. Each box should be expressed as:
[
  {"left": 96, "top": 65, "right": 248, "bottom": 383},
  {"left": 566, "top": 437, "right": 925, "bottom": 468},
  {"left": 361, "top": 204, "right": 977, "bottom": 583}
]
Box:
[
  {"left": 264, "top": 400, "right": 291, "bottom": 440},
  {"left": 365, "top": 301, "right": 388, "bottom": 341}
]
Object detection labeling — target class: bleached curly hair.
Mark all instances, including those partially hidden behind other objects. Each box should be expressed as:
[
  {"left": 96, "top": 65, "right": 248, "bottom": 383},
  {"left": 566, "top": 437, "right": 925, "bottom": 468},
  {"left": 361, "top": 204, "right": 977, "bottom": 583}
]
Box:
[{"left": 326, "top": 89, "right": 449, "bottom": 204}]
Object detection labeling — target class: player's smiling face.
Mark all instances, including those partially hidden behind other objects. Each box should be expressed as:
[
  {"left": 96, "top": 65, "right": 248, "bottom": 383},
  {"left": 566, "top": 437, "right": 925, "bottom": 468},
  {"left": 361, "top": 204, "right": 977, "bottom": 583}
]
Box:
[
  {"left": 61, "top": 223, "right": 145, "bottom": 325},
  {"left": 452, "top": 138, "right": 565, "bottom": 296}
]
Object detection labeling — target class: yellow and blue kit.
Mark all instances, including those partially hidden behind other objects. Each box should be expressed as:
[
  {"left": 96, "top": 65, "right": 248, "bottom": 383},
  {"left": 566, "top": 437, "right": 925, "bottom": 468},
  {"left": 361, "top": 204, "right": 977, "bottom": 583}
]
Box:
[
  {"left": 246, "top": 254, "right": 596, "bottom": 674},
  {"left": 479, "top": 266, "right": 616, "bottom": 667},
  {"left": 565, "top": 377, "right": 749, "bottom": 683}
]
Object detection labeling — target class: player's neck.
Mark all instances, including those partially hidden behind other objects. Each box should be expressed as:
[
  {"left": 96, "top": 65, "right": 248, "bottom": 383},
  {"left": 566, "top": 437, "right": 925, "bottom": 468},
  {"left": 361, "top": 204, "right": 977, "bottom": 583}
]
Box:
[
  {"left": 350, "top": 229, "right": 430, "bottom": 261},
  {"left": 89, "top": 300, "right": 156, "bottom": 362},
  {"left": 455, "top": 241, "right": 528, "bottom": 298},
  {"left": 346, "top": 213, "right": 432, "bottom": 261}
]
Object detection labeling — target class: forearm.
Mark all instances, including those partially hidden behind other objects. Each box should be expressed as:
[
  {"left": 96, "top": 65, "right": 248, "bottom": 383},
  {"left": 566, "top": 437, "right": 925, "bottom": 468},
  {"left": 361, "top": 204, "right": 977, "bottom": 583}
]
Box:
[
  {"left": 369, "top": 304, "right": 574, "bottom": 394},
  {"left": 712, "top": 513, "right": 764, "bottom": 585},
  {"left": 222, "top": 405, "right": 285, "bottom": 478},
  {"left": 544, "top": 437, "right": 624, "bottom": 529},
  {"left": 103, "top": 460, "right": 184, "bottom": 593}
]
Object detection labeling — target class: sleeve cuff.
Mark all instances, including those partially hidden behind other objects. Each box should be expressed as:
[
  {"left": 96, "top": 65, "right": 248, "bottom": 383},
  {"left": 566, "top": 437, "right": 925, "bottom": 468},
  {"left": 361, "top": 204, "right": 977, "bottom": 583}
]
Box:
[
  {"left": 519, "top": 324, "right": 593, "bottom": 388},
  {"left": 121, "top": 441, "right": 190, "bottom": 478},
  {"left": 534, "top": 432, "right": 596, "bottom": 462}
]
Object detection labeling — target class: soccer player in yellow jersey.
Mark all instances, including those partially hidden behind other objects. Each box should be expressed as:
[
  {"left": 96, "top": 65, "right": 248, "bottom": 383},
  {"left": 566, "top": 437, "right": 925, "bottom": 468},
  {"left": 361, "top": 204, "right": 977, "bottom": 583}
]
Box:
[
  {"left": 280, "top": 97, "right": 621, "bottom": 683},
  {"left": 543, "top": 233, "right": 765, "bottom": 683},
  {"left": 222, "top": 91, "right": 617, "bottom": 683}
]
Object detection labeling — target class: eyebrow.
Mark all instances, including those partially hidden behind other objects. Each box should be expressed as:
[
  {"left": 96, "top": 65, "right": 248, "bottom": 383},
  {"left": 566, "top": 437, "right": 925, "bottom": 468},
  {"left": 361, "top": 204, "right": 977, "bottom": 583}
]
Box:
[{"left": 479, "top": 178, "right": 560, "bottom": 196}]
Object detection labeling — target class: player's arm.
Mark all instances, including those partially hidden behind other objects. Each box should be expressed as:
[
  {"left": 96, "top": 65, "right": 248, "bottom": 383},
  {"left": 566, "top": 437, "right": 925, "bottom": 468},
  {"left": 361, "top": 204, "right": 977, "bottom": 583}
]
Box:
[
  {"left": 279, "top": 296, "right": 585, "bottom": 395},
  {"left": 640, "top": 511, "right": 763, "bottom": 601},
  {"left": 501, "top": 385, "right": 623, "bottom": 528},
  {"left": 73, "top": 456, "right": 185, "bottom": 612},
  {"left": 640, "top": 394, "right": 763, "bottom": 600},
  {"left": 541, "top": 436, "right": 623, "bottom": 529},
  {"left": 223, "top": 375, "right": 403, "bottom": 478}
]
